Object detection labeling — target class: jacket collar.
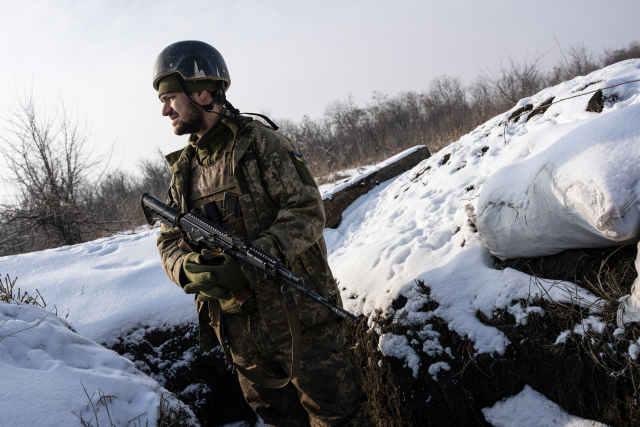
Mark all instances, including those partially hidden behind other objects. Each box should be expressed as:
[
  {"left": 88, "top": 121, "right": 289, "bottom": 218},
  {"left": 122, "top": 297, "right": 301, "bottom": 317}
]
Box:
[{"left": 164, "top": 114, "right": 258, "bottom": 174}]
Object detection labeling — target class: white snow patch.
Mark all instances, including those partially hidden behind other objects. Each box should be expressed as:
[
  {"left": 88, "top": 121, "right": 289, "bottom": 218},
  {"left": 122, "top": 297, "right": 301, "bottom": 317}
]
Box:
[
  {"left": 418, "top": 324, "right": 443, "bottom": 357},
  {"left": 478, "top": 100, "right": 640, "bottom": 259},
  {"left": 427, "top": 361, "right": 450, "bottom": 381},
  {"left": 0, "top": 302, "right": 196, "bottom": 427},
  {"left": 555, "top": 315, "right": 606, "bottom": 344},
  {"left": 482, "top": 385, "right": 609, "bottom": 427},
  {"left": 1, "top": 228, "right": 196, "bottom": 344},
  {"left": 507, "top": 303, "right": 545, "bottom": 325},
  {"left": 629, "top": 343, "right": 640, "bottom": 360},
  {"left": 378, "top": 333, "right": 421, "bottom": 378}
]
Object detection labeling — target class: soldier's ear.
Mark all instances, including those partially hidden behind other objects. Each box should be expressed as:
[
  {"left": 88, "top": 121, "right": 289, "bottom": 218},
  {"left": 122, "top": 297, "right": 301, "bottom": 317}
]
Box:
[{"left": 193, "top": 90, "right": 212, "bottom": 104}]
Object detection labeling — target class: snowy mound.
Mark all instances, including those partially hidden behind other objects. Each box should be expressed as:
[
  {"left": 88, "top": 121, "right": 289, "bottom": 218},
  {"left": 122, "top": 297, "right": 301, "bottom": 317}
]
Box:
[
  {"left": 1, "top": 229, "right": 196, "bottom": 345},
  {"left": 478, "top": 78, "right": 640, "bottom": 259},
  {"left": 326, "top": 60, "right": 640, "bottom": 369},
  {"left": 0, "top": 301, "right": 196, "bottom": 427}
]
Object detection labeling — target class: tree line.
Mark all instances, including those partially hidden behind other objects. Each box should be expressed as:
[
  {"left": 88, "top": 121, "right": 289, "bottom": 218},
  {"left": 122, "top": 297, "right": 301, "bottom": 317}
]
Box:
[
  {"left": 1, "top": 40, "right": 638, "bottom": 255},
  {"left": 279, "top": 41, "right": 640, "bottom": 181}
]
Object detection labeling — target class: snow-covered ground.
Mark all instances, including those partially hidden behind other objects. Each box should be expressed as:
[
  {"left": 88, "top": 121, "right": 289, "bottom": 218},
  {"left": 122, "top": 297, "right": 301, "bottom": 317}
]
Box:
[
  {"left": 325, "top": 59, "right": 640, "bottom": 370},
  {"left": 1, "top": 228, "right": 195, "bottom": 345},
  {"left": 0, "top": 229, "right": 200, "bottom": 426},
  {"left": 2, "top": 60, "right": 640, "bottom": 426},
  {"left": 0, "top": 301, "right": 197, "bottom": 427}
]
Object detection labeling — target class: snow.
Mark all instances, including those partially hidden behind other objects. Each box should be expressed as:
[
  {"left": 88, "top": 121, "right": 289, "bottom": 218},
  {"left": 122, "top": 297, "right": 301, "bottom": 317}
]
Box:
[
  {"left": 0, "top": 301, "right": 196, "bottom": 427},
  {"left": 1, "top": 228, "right": 196, "bottom": 345},
  {"left": 326, "top": 60, "right": 640, "bottom": 364},
  {"left": 477, "top": 99, "right": 640, "bottom": 259},
  {"left": 427, "top": 361, "right": 450, "bottom": 381},
  {"left": 418, "top": 324, "right": 443, "bottom": 357},
  {"left": 378, "top": 332, "right": 421, "bottom": 378},
  {"left": 629, "top": 342, "right": 640, "bottom": 360},
  {"left": 0, "top": 228, "right": 202, "bottom": 425},
  {"left": 554, "top": 315, "right": 608, "bottom": 345},
  {"left": 508, "top": 303, "right": 545, "bottom": 326},
  {"left": 482, "top": 385, "right": 608, "bottom": 427},
  {"left": 319, "top": 145, "right": 425, "bottom": 200}
]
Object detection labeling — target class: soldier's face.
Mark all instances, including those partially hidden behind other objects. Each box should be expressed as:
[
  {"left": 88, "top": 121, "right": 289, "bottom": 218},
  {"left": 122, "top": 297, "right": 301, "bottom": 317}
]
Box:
[{"left": 160, "top": 92, "right": 205, "bottom": 136}]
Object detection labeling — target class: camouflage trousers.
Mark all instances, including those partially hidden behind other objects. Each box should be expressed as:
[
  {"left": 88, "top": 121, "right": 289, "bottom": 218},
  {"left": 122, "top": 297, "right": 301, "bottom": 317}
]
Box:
[{"left": 223, "top": 313, "right": 370, "bottom": 427}]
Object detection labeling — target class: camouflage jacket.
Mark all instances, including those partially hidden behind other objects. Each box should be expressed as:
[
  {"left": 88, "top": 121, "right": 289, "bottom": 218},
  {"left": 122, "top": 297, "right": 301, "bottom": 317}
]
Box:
[{"left": 157, "top": 116, "right": 342, "bottom": 351}]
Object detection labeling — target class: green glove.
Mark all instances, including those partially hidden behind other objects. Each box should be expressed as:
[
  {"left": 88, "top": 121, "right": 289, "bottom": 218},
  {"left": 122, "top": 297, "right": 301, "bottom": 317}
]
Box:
[
  {"left": 182, "top": 249, "right": 250, "bottom": 301},
  {"left": 182, "top": 249, "right": 220, "bottom": 290}
]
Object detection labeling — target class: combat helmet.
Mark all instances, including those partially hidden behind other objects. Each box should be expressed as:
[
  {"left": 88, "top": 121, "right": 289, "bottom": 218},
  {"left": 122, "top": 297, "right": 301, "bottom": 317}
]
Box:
[{"left": 153, "top": 40, "right": 230, "bottom": 92}]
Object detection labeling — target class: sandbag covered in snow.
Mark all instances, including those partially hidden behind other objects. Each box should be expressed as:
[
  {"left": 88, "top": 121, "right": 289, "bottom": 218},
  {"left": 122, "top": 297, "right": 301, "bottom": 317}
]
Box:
[{"left": 477, "top": 102, "right": 640, "bottom": 260}]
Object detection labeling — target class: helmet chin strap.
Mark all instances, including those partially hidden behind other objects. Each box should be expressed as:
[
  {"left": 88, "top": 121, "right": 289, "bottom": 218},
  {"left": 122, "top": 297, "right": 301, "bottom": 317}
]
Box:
[{"left": 173, "top": 74, "right": 279, "bottom": 131}]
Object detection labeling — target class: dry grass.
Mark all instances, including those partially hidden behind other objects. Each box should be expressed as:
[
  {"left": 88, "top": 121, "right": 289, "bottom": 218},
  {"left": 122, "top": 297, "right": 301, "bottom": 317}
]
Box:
[
  {"left": 72, "top": 382, "right": 195, "bottom": 427},
  {"left": 0, "top": 270, "right": 51, "bottom": 344},
  {"left": 0, "top": 272, "right": 46, "bottom": 307},
  {"left": 156, "top": 391, "right": 195, "bottom": 427},
  {"left": 493, "top": 244, "right": 640, "bottom": 380}
]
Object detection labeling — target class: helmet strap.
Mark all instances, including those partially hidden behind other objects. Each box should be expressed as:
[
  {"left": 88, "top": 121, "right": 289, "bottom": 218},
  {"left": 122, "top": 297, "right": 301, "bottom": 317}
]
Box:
[
  {"left": 173, "top": 74, "right": 217, "bottom": 111},
  {"left": 173, "top": 74, "right": 279, "bottom": 131}
]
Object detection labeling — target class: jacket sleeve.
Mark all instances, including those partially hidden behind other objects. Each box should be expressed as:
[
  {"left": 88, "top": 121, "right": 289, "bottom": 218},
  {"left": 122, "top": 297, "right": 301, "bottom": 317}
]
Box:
[
  {"left": 156, "top": 177, "right": 188, "bottom": 287},
  {"left": 249, "top": 129, "right": 325, "bottom": 266}
]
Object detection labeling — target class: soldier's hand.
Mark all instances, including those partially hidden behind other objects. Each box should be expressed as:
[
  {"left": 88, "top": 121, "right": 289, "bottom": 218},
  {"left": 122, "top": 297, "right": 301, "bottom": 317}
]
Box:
[
  {"left": 182, "top": 249, "right": 222, "bottom": 293},
  {"left": 182, "top": 249, "right": 250, "bottom": 297}
]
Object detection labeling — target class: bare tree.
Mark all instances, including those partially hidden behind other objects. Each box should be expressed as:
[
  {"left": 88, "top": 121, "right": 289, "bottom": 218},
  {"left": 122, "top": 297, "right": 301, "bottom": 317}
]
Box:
[
  {"left": 137, "top": 150, "right": 172, "bottom": 198},
  {"left": 602, "top": 40, "right": 640, "bottom": 66},
  {"left": 549, "top": 43, "right": 600, "bottom": 85},
  {"left": 279, "top": 75, "right": 496, "bottom": 181},
  {"left": 0, "top": 92, "right": 115, "bottom": 254},
  {"left": 479, "top": 53, "right": 548, "bottom": 104}
]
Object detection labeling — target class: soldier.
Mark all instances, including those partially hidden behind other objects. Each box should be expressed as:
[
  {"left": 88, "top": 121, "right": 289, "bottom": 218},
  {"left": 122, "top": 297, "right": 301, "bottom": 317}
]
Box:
[{"left": 152, "top": 40, "right": 369, "bottom": 427}]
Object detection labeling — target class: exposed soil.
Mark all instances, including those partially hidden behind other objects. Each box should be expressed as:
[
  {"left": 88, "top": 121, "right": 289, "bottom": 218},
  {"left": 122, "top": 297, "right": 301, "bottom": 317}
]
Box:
[
  {"left": 341, "top": 244, "right": 640, "bottom": 426},
  {"left": 585, "top": 90, "right": 620, "bottom": 113},
  {"left": 526, "top": 97, "right": 555, "bottom": 122},
  {"left": 508, "top": 104, "right": 533, "bottom": 122},
  {"left": 342, "top": 299, "right": 519, "bottom": 426},
  {"left": 108, "top": 324, "right": 256, "bottom": 427},
  {"left": 497, "top": 244, "right": 638, "bottom": 296},
  {"left": 587, "top": 90, "right": 606, "bottom": 113}
]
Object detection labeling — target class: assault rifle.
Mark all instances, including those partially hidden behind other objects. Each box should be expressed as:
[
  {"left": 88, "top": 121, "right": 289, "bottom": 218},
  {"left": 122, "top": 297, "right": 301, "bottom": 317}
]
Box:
[{"left": 140, "top": 193, "right": 360, "bottom": 325}]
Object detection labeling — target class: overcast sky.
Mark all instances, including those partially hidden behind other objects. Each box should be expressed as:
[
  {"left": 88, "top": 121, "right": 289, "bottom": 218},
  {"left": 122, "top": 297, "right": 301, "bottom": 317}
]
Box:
[{"left": 1, "top": 0, "right": 639, "bottom": 174}]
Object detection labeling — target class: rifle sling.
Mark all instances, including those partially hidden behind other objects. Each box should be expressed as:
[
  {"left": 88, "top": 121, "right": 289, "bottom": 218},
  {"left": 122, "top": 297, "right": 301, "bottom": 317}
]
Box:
[{"left": 208, "top": 293, "right": 302, "bottom": 389}]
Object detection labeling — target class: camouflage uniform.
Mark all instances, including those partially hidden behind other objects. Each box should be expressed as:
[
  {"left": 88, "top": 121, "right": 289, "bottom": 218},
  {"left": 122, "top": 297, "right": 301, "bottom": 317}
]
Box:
[{"left": 156, "top": 115, "right": 368, "bottom": 426}]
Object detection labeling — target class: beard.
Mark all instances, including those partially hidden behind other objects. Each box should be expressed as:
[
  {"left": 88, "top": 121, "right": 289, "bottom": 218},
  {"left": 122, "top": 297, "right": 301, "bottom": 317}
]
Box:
[{"left": 173, "top": 101, "right": 205, "bottom": 136}]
